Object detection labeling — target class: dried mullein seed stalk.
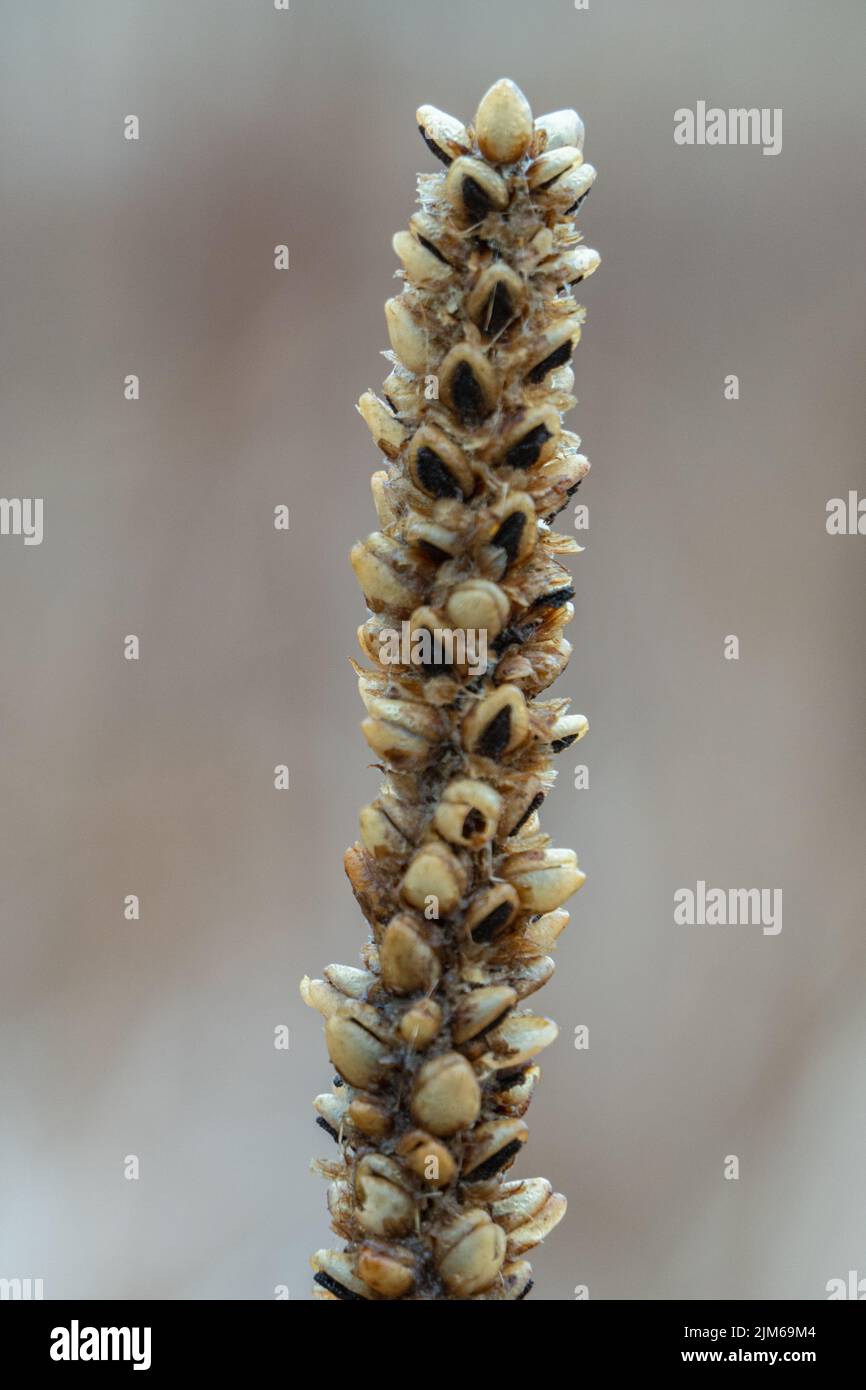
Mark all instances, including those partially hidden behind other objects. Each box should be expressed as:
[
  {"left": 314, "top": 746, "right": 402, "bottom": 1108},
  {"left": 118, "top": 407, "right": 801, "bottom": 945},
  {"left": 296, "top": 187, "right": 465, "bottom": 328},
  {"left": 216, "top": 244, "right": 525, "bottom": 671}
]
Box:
[{"left": 302, "top": 77, "right": 600, "bottom": 1302}]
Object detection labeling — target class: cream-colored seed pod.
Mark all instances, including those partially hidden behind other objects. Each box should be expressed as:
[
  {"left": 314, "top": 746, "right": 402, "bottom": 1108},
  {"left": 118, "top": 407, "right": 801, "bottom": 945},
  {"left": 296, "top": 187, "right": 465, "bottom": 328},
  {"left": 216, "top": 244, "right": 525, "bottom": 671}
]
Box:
[
  {"left": 533, "top": 107, "right": 585, "bottom": 154},
  {"left": 384, "top": 296, "right": 429, "bottom": 374},
  {"left": 434, "top": 1210, "right": 507, "bottom": 1296},
  {"left": 399, "top": 998, "right": 443, "bottom": 1049},
  {"left": 397, "top": 1129, "right": 457, "bottom": 1188},
  {"left": 380, "top": 914, "right": 440, "bottom": 995},
  {"left": 475, "top": 78, "right": 534, "bottom": 164},
  {"left": 452, "top": 983, "right": 517, "bottom": 1043},
  {"left": 462, "top": 684, "right": 530, "bottom": 760},
  {"left": 445, "top": 578, "right": 510, "bottom": 641},
  {"left": 400, "top": 840, "right": 467, "bottom": 917},
  {"left": 355, "top": 1153, "right": 415, "bottom": 1238},
  {"left": 503, "top": 847, "right": 586, "bottom": 913},
  {"left": 410, "top": 1051, "right": 481, "bottom": 1136},
  {"left": 444, "top": 156, "right": 509, "bottom": 226},
  {"left": 357, "top": 390, "right": 407, "bottom": 459},
  {"left": 325, "top": 1000, "right": 392, "bottom": 1090},
  {"left": 357, "top": 1243, "right": 416, "bottom": 1298},
  {"left": 392, "top": 229, "right": 453, "bottom": 286},
  {"left": 433, "top": 778, "right": 502, "bottom": 848}
]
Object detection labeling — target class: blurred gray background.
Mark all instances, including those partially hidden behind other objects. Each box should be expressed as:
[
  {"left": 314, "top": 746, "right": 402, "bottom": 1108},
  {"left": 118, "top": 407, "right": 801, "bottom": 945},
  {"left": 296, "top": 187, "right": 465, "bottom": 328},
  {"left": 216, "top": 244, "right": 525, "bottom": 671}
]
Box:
[{"left": 1, "top": 0, "right": 864, "bottom": 1300}]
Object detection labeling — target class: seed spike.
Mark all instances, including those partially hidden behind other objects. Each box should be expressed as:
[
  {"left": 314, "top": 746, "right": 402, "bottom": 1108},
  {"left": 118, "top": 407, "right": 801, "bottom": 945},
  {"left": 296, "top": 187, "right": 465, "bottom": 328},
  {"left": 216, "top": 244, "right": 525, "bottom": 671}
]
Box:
[{"left": 302, "top": 78, "right": 600, "bottom": 1299}]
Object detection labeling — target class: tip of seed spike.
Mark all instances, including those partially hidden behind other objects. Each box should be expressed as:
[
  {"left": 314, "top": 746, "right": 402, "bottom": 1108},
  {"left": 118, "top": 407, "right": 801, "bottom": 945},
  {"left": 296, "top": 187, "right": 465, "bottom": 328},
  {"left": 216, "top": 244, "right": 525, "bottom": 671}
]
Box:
[{"left": 475, "top": 79, "right": 533, "bottom": 165}]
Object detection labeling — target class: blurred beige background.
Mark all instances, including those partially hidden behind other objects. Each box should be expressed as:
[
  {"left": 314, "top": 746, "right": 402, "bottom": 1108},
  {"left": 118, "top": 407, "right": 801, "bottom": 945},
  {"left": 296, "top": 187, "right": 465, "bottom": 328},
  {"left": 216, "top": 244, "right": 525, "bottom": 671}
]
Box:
[{"left": 1, "top": 0, "right": 864, "bottom": 1301}]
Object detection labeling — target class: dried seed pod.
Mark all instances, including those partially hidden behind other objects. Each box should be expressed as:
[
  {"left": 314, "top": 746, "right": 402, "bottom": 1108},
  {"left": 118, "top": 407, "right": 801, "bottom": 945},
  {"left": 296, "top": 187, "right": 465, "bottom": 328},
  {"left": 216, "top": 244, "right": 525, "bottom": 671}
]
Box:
[
  {"left": 502, "top": 847, "right": 586, "bottom": 913},
  {"left": 463, "top": 883, "right": 521, "bottom": 944},
  {"left": 434, "top": 1209, "right": 506, "bottom": 1297},
  {"left": 549, "top": 712, "right": 589, "bottom": 751},
  {"left": 357, "top": 390, "right": 408, "bottom": 459},
  {"left": 461, "top": 1118, "right": 529, "bottom": 1183},
  {"left": 498, "top": 407, "right": 561, "bottom": 471},
  {"left": 462, "top": 684, "right": 530, "bottom": 759},
  {"left": 400, "top": 840, "right": 467, "bottom": 917},
  {"left": 433, "top": 777, "right": 502, "bottom": 848},
  {"left": 357, "top": 1242, "right": 416, "bottom": 1298},
  {"left": 483, "top": 1013, "right": 559, "bottom": 1070},
  {"left": 350, "top": 532, "right": 429, "bottom": 615},
  {"left": 445, "top": 156, "right": 509, "bottom": 225},
  {"left": 487, "top": 492, "right": 537, "bottom": 569},
  {"left": 445, "top": 578, "right": 510, "bottom": 641},
  {"left": 416, "top": 104, "right": 471, "bottom": 165},
  {"left": 306, "top": 77, "right": 599, "bottom": 1299},
  {"left": 397, "top": 1129, "right": 458, "bottom": 1188},
  {"left": 525, "top": 316, "right": 583, "bottom": 385},
  {"left": 410, "top": 1051, "right": 481, "bottom": 1136},
  {"left": 452, "top": 984, "right": 517, "bottom": 1043},
  {"left": 526, "top": 145, "right": 583, "bottom": 190},
  {"left": 311, "top": 1249, "right": 373, "bottom": 1301},
  {"left": 392, "top": 229, "right": 453, "bottom": 286},
  {"left": 407, "top": 423, "right": 475, "bottom": 499},
  {"left": 439, "top": 343, "right": 498, "bottom": 424},
  {"left": 474, "top": 79, "right": 534, "bottom": 164},
  {"left": 325, "top": 1001, "right": 393, "bottom": 1091},
  {"left": 466, "top": 263, "right": 526, "bottom": 337},
  {"left": 399, "top": 998, "right": 443, "bottom": 1048},
  {"left": 347, "top": 1095, "right": 393, "bottom": 1140},
  {"left": 384, "top": 296, "right": 430, "bottom": 374},
  {"left": 355, "top": 1153, "right": 415, "bottom": 1237},
  {"left": 534, "top": 108, "right": 585, "bottom": 154},
  {"left": 380, "top": 914, "right": 440, "bottom": 995}
]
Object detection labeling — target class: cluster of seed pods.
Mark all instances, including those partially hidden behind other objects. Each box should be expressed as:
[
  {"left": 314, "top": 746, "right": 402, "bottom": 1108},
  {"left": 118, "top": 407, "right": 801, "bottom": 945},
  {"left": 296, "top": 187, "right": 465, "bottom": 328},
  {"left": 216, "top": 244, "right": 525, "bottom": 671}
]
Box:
[{"left": 301, "top": 79, "right": 599, "bottom": 1301}]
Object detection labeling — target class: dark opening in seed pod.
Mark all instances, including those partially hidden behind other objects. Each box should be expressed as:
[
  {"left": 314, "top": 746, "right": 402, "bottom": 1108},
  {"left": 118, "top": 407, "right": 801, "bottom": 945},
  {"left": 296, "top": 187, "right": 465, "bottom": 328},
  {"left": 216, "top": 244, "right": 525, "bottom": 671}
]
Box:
[
  {"left": 418, "top": 126, "right": 453, "bottom": 165},
  {"left": 477, "top": 704, "right": 512, "bottom": 759},
  {"left": 451, "top": 361, "right": 487, "bottom": 424},
  {"left": 470, "top": 899, "right": 516, "bottom": 943},
  {"left": 506, "top": 423, "right": 552, "bottom": 469},
  {"left": 416, "top": 447, "right": 463, "bottom": 499},
  {"left": 492, "top": 511, "right": 527, "bottom": 568},
  {"left": 517, "top": 1280, "right": 534, "bottom": 1301},
  {"left": 531, "top": 585, "right": 575, "bottom": 611},
  {"left": 316, "top": 1116, "right": 340, "bottom": 1143},
  {"left": 313, "top": 1271, "right": 366, "bottom": 1301},
  {"left": 507, "top": 791, "right": 545, "bottom": 837},
  {"left": 464, "top": 1138, "right": 524, "bottom": 1184},
  {"left": 527, "top": 339, "right": 574, "bottom": 384}
]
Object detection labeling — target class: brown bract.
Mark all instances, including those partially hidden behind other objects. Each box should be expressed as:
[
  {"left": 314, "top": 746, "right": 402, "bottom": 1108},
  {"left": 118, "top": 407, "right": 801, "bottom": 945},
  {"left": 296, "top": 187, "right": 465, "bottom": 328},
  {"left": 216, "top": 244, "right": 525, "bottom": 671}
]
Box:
[{"left": 302, "top": 77, "right": 601, "bottom": 1300}]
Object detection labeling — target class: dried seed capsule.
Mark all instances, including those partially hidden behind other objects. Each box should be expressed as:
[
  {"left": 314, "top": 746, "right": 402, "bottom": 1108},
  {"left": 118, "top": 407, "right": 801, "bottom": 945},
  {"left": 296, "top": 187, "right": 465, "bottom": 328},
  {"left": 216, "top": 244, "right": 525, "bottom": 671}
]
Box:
[
  {"left": 407, "top": 423, "right": 475, "bottom": 499},
  {"left": 526, "top": 144, "right": 583, "bottom": 190},
  {"left": 466, "top": 264, "right": 525, "bottom": 337},
  {"left": 501, "top": 782, "right": 545, "bottom": 838},
  {"left": 384, "top": 296, "right": 430, "bottom": 374},
  {"left": 463, "top": 883, "right": 520, "bottom": 944},
  {"left": 444, "top": 156, "right": 509, "bottom": 225},
  {"left": 483, "top": 1012, "right": 559, "bottom": 1070},
  {"left": 503, "top": 847, "right": 586, "bottom": 913},
  {"left": 325, "top": 1001, "right": 392, "bottom": 1091},
  {"left": 498, "top": 406, "right": 561, "bottom": 470},
  {"left": 498, "top": 1260, "right": 534, "bottom": 1300},
  {"left": 397, "top": 1129, "right": 457, "bottom": 1188},
  {"left": 452, "top": 984, "right": 517, "bottom": 1044},
  {"left": 474, "top": 78, "right": 533, "bottom": 164},
  {"left": 561, "top": 244, "right": 601, "bottom": 285},
  {"left": 462, "top": 684, "right": 529, "bottom": 760},
  {"left": 380, "top": 914, "right": 440, "bottom": 995},
  {"left": 491, "top": 1062, "right": 540, "bottom": 1116},
  {"left": 400, "top": 840, "right": 467, "bottom": 917},
  {"left": 311, "top": 1250, "right": 373, "bottom": 1301},
  {"left": 327, "top": 1178, "right": 354, "bottom": 1233},
  {"left": 491, "top": 1177, "right": 552, "bottom": 1232},
  {"left": 357, "top": 390, "right": 408, "bottom": 460},
  {"left": 392, "top": 229, "right": 453, "bottom": 286},
  {"left": 350, "top": 532, "right": 429, "bottom": 614},
  {"left": 403, "top": 516, "right": 461, "bottom": 561},
  {"left": 347, "top": 1095, "right": 392, "bottom": 1140},
  {"left": 313, "top": 1091, "right": 349, "bottom": 1139},
  {"left": 357, "top": 1243, "right": 416, "bottom": 1299},
  {"left": 410, "top": 1051, "right": 481, "bottom": 1136},
  {"left": 323, "top": 963, "right": 376, "bottom": 999},
  {"left": 369, "top": 471, "right": 399, "bottom": 529},
  {"left": 439, "top": 343, "right": 498, "bottom": 425},
  {"left": 549, "top": 163, "right": 596, "bottom": 214},
  {"left": 355, "top": 1153, "right": 415, "bottom": 1237},
  {"left": 299, "top": 975, "right": 344, "bottom": 1019},
  {"left": 534, "top": 108, "right": 585, "bottom": 154},
  {"left": 360, "top": 694, "right": 448, "bottom": 769},
  {"left": 504, "top": 1190, "right": 567, "bottom": 1256},
  {"left": 525, "top": 316, "right": 583, "bottom": 385},
  {"left": 445, "top": 578, "right": 510, "bottom": 642},
  {"left": 549, "top": 712, "right": 589, "bottom": 751},
  {"left": 523, "top": 908, "right": 569, "bottom": 952},
  {"left": 358, "top": 800, "right": 412, "bottom": 858},
  {"left": 509, "top": 955, "right": 556, "bottom": 999},
  {"left": 416, "top": 104, "right": 471, "bottom": 165},
  {"left": 399, "top": 998, "right": 443, "bottom": 1049},
  {"left": 433, "top": 1209, "right": 506, "bottom": 1297},
  {"left": 461, "top": 1118, "right": 529, "bottom": 1183},
  {"left": 488, "top": 492, "right": 537, "bottom": 569},
  {"left": 433, "top": 777, "right": 502, "bottom": 848}
]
